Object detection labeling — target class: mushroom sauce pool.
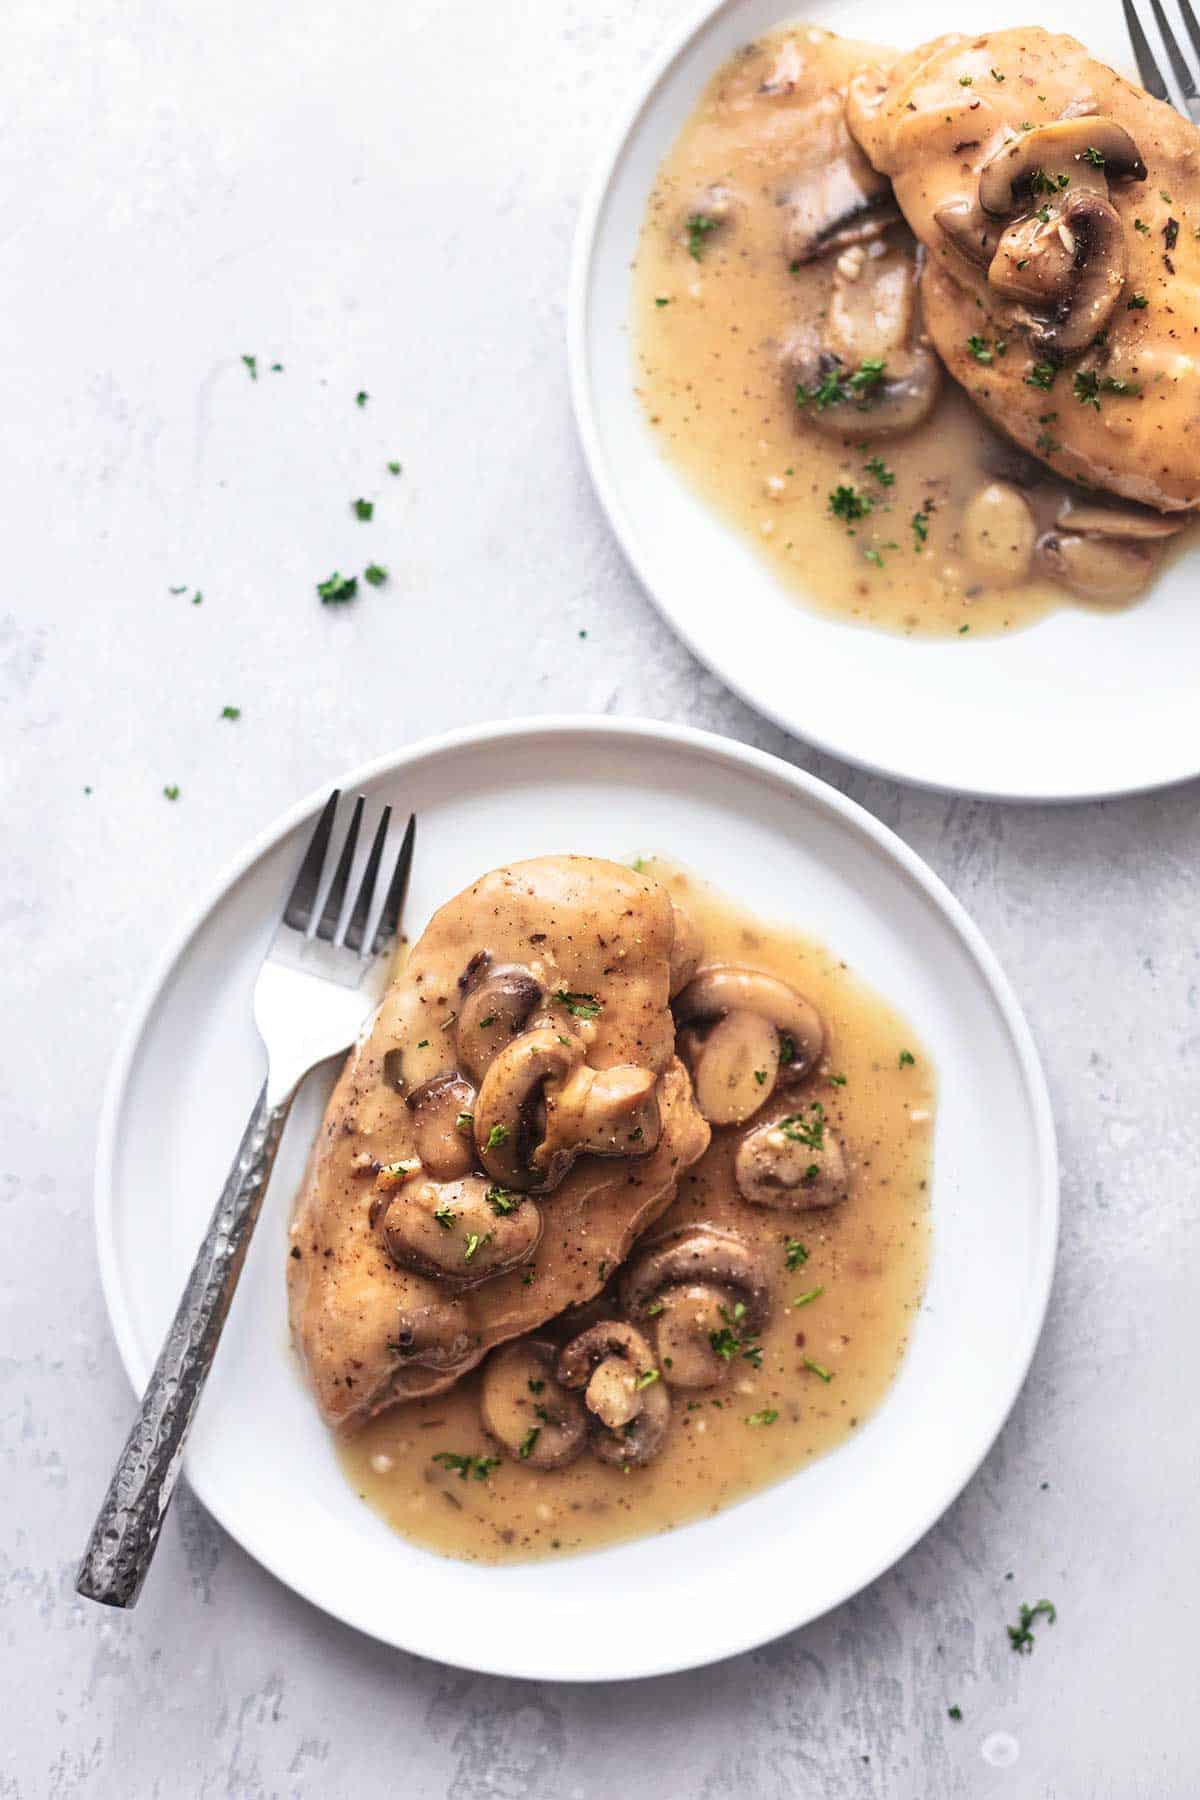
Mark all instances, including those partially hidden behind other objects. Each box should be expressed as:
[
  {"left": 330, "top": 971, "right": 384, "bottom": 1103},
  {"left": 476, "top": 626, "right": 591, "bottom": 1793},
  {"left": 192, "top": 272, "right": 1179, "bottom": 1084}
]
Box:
[
  {"left": 632, "top": 27, "right": 1197, "bottom": 638},
  {"left": 340, "top": 861, "right": 933, "bottom": 1566}
]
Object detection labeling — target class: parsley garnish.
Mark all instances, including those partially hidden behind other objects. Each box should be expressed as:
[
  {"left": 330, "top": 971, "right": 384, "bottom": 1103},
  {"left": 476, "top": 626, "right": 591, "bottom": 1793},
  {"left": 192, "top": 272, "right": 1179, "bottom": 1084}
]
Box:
[
  {"left": 745, "top": 1408, "right": 779, "bottom": 1425},
  {"left": 241, "top": 354, "right": 258, "bottom": 380},
  {"left": 990, "top": 66, "right": 1005, "bottom": 81},
  {"left": 709, "top": 1301, "right": 763, "bottom": 1368},
  {"left": 485, "top": 1123, "right": 509, "bottom": 1150},
  {"left": 432, "top": 1451, "right": 498, "bottom": 1482},
  {"left": 528, "top": 1378, "right": 545, "bottom": 1394},
  {"left": 635, "top": 1368, "right": 661, "bottom": 1390},
  {"left": 753, "top": 1068, "right": 769, "bottom": 1086},
  {"left": 1026, "top": 362, "right": 1057, "bottom": 391},
  {"left": 355, "top": 390, "right": 369, "bottom": 406},
  {"left": 779, "top": 1102, "right": 825, "bottom": 1150},
  {"left": 899, "top": 1048, "right": 916, "bottom": 1067},
  {"left": 168, "top": 584, "right": 187, "bottom": 594},
  {"left": 784, "top": 1239, "right": 809, "bottom": 1271},
  {"left": 455, "top": 1110, "right": 474, "bottom": 1131},
  {"left": 220, "top": 705, "right": 241, "bottom": 720},
  {"left": 317, "top": 570, "right": 357, "bottom": 604},
  {"left": 686, "top": 213, "right": 719, "bottom": 259},
  {"left": 1134, "top": 218, "right": 1150, "bottom": 235},
  {"left": 555, "top": 990, "right": 601, "bottom": 1019},
  {"left": 1164, "top": 217, "right": 1180, "bottom": 251},
  {"left": 958, "top": 74, "right": 973, "bottom": 86},
  {"left": 163, "top": 784, "right": 180, "bottom": 801},
  {"left": 463, "top": 1230, "right": 491, "bottom": 1263},
  {"left": 1082, "top": 146, "right": 1105, "bottom": 167},
  {"left": 1074, "top": 370, "right": 1137, "bottom": 408},
  {"left": 434, "top": 1203, "right": 454, "bottom": 1230},
  {"left": 791, "top": 1286, "right": 824, "bottom": 1308},
  {"left": 364, "top": 563, "right": 388, "bottom": 587},
  {"left": 654, "top": 296, "right": 670, "bottom": 307},
  {"left": 803, "top": 1355, "right": 833, "bottom": 1382},
  {"left": 486, "top": 1185, "right": 517, "bottom": 1215},
  {"left": 1008, "top": 1598, "right": 1056, "bottom": 1653},
  {"left": 518, "top": 1427, "right": 541, "bottom": 1460},
  {"left": 863, "top": 456, "right": 895, "bottom": 487},
  {"left": 948, "top": 1705, "right": 963, "bottom": 1721},
  {"left": 911, "top": 510, "right": 930, "bottom": 551},
  {"left": 353, "top": 498, "right": 374, "bottom": 521},
  {"left": 829, "top": 484, "right": 872, "bottom": 523},
  {"left": 387, "top": 460, "right": 402, "bottom": 474},
  {"left": 966, "top": 335, "right": 995, "bottom": 363},
  {"left": 1127, "top": 293, "right": 1149, "bottom": 309},
  {"left": 828, "top": 1072, "right": 847, "bottom": 1086}
]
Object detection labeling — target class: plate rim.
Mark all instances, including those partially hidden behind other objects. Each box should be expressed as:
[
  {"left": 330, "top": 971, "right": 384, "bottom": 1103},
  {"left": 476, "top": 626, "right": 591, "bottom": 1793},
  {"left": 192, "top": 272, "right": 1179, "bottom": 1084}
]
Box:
[
  {"left": 93, "top": 713, "right": 1059, "bottom": 1678},
  {"left": 565, "top": 0, "right": 1200, "bottom": 805}
]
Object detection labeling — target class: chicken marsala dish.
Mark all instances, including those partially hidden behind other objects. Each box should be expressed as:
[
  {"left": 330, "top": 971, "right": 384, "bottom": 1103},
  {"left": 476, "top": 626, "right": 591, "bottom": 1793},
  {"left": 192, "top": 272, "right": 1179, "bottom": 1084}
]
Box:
[
  {"left": 291, "top": 855, "right": 933, "bottom": 1564},
  {"left": 634, "top": 25, "right": 1200, "bottom": 637}
]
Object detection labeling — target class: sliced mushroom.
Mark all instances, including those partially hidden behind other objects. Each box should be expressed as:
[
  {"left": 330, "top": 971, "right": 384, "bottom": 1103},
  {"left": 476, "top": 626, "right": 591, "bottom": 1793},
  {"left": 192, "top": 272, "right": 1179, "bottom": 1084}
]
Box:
[
  {"left": 1035, "top": 530, "right": 1155, "bottom": 602},
  {"left": 978, "top": 118, "right": 1144, "bottom": 218},
  {"left": 669, "top": 900, "right": 704, "bottom": 997},
  {"left": 1025, "top": 191, "right": 1128, "bottom": 356},
  {"left": 735, "top": 1110, "right": 850, "bottom": 1209},
  {"left": 779, "top": 91, "right": 900, "bottom": 265},
  {"left": 674, "top": 966, "right": 823, "bottom": 1124},
  {"left": 933, "top": 194, "right": 1003, "bottom": 270},
  {"left": 480, "top": 1340, "right": 587, "bottom": 1470},
  {"left": 1055, "top": 499, "right": 1186, "bottom": 540},
  {"left": 455, "top": 959, "right": 543, "bottom": 1084},
  {"left": 406, "top": 1074, "right": 477, "bottom": 1180},
  {"left": 474, "top": 1027, "right": 659, "bottom": 1191},
  {"left": 387, "top": 1278, "right": 473, "bottom": 1371},
  {"left": 557, "top": 1322, "right": 670, "bottom": 1467},
  {"left": 379, "top": 1175, "right": 541, "bottom": 1284},
  {"left": 960, "top": 481, "right": 1038, "bottom": 588},
  {"left": 621, "top": 1227, "right": 771, "bottom": 1391}
]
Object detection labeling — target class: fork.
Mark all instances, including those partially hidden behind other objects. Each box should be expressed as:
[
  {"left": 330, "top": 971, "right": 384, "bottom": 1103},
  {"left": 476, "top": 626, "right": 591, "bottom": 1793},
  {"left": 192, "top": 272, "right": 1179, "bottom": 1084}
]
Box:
[
  {"left": 1124, "top": 0, "right": 1200, "bottom": 120},
  {"left": 76, "top": 791, "right": 415, "bottom": 1609}
]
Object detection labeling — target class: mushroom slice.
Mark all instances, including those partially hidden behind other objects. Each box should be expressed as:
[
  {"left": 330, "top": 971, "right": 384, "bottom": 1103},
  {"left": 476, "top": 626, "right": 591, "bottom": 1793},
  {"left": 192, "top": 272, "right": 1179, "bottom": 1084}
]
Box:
[
  {"left": 455, "top": 959, "right": 543, "bottom": 1084},
  {"left": 933, "top": 195, "right": 1003, "bottom": 271},
  {"left": 557, "top": 1322, "right": 670, "bottom": 1467},
  {"left": 674, "top": 965, "right": 824, "bottom": 1125},
  {"left": 779, "top": 91, "right": 900, "bottom": 265},
  {"left": 960, "top": 482, "right": 1038, "bottom": 588},
  {"left": 480, "top": 1340, "right": 587, "bottom": 1470},
  {"left": 1054, "top": 499, "right": 1186, "bottom": 540},
  {"left": 621, "top": 1226, "right": 771, "bottom": 1389},
  {"left": 977, "top": 117, "right": 1145, "bottom": 217},
  {"left": 1035, "top": 530, "right": 1155, "bottom": 602},
  {"left": 474, "top": 1027, "right": 659, "bottom": 1192},
  {"left": 379, "top": 1176, "right": 541, "bottom": 1285},
  {"left": 406, "top": 1074, "right": 477, "bottom": 1181},
  {"left": 387, "top": 1277, "right": 473, "bottom": 1372},
  {"left": 735, "top": 1110, "right": 849, "bottom": 1210},
  {"left": 1026, "top": 191, "right": 1127, "bottom": 356}
]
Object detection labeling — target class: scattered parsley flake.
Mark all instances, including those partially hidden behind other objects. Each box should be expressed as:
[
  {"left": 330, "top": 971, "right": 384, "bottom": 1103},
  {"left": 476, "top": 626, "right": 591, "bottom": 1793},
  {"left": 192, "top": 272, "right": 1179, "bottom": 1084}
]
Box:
[
  {"left": 753, "top": 1068, "right": 769, "bottom": 1086},
  {"left": 168, "top": 584, "right": 187, "bottom": 595},
  {"left": 485, "top": 1123, "right": 510, "bottom": 1150},
  {"left": 1164, "top": 217, "right": 1180, "bottom": 251},
  {"left": 220, "top": 705, "right": 241, "bottom": 720},
  {"left": 364, "top": 563, "right": 388, "bottom": 587},
  {"left": 555, "top": 989, "right": 602, "bottom": 1019},
  {"left": 948, "top": 1705, "right": 963, "bottom": 1722},
  {"left": 635, "top": 1368, "right": 661, "bottom": 1390},
  {"left": 1008, "top": 1598, "right": 1056, "bottom": 1653},
  {"left": 463, "top": 1230, "right": 491, "bottom": 1263},
  {"left": 241, "top": 354, "right": 258, "bottom": 380},
  {"left": 899, "top": 1048, "right": 916, "bottom": 1067},
  {"left": 911, "top": 509, "right": 930, "bottom": 550},
  {"left": 163, "top": 785, "right": 180, "bottom": 801},
  {"left": 455, "top": 1111, "right": 474, "bottom": 1131},
  {"left": 387, "top": 460, "right": 402, "bottom": 474},
  {"left": 434, "top": 1203, "right": 454, "bottom": 1230},
  {"left": 486, "top": 1185, "right": 517, "bottom": 1215},
  {"left": 686, "top": 213, "right": 719, "bottom": 259},
  {"left": 432, "top": 1451, "right": 498, "bottom": 1482},
  {"left": 966, "top": 334, "right": 994, "bottom": 364},
  {"left": 828, "top": 1072, "right": 847, "bottom": 1087},
  {"left": 1134, "top": 218, "right": 1150, "bottom": 235},
  {"left": 1026, "top": 361, "right": 1057, "bottom": 391},
  {"left": 746, "top": 1408, "right": 779, "bottom": 1426},
  {"left": 990, "top": 67, "right": 1005, "bottom": 81},
  {"left": 780, "top": 1103, "right": 825, "bottom": 1150},
  {"left": 317, "top": 570, "right": 357, "bottom": 604},
  {"left": 791, "top": 1286, "right": 825, "bottom": 1308},
  {"left": 353, "top": 497, "right": 374, "bottom": 521},
  {"left": 355, "top": 390, "right": 369, "bottom": 406},
  {"left": 959, "top": 623, "right": 971, "bottom": 634},
  {"left": 518, "top": 1426, "right": 541, "bottom": 1460},
  {"left": 829, "top": 484, "right": 872, "bottom": 523},
  {"left": 1127, "top": 293, "right": 1149, "bottom": 309},
  {"left": 958, "top": 74, "right": 973, "bottom": 85},
  {"left": 655, "top": 296, "right": 670, "bottom": 307},
  {"left": 803, "top": 1355, "right": 833, "bottom": 1382},
  {"left": 784, "top": 1239, "right": 809, "bottom": 1271},
  {"left": 864, "top": 456, "right": 895, "bottom": 486}
]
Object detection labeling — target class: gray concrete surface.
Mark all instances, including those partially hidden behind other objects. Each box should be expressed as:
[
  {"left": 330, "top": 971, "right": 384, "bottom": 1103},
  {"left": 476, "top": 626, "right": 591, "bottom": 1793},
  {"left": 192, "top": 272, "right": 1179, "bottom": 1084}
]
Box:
[{"left": 3, "top": 0, "right": 1197, "bottom": 1793}]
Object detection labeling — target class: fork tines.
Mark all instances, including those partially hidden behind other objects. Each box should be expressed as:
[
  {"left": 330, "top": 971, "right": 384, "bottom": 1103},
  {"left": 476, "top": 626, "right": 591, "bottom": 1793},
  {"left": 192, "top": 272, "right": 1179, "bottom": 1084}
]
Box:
[
  {"left": 283, "top": 790, "right": 415, "bottom": 958},
  {"left": 1125, "top": 0, "right": 1200, "bottom": 117}
]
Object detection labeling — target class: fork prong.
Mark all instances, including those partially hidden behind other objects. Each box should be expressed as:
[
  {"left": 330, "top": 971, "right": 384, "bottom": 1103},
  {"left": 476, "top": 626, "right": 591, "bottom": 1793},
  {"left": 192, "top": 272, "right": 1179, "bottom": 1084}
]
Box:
[
  {"left": 344, "top": 804, "right": 392, "bottom": 952},
  {"left": 282, "top": 790, "right": 340, "bottom": 932},
  {"left": 1125, "top": 0, "right": 1172, "bottom": 97},
  {"left": 1149, "top": 0, "right": 1198, "bottom": 96},
  {"left": 1179, "top": 0, "right": 1200, "bottom": 63},
  {"left": 371, "top": 814, "right": 416, "bottom": 956},
  {"left": 315, "top": 796, "right": 364, "bottom": 942}
]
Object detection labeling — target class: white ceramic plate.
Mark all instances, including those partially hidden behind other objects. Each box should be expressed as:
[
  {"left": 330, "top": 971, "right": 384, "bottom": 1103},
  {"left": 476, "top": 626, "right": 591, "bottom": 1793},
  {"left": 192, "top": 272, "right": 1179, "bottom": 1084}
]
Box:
[
  {"left": 569, "top": 0, "right": 1200, "bottom": 802},
  {"left": 95, "top": 717, "right": 1057, "bottom": 1680}
]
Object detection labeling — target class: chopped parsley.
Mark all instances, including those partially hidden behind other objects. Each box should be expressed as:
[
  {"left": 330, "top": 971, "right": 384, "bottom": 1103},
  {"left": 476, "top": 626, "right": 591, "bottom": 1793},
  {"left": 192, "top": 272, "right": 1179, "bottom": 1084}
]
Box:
[
  {"left": 745, "top": 1408, "right": 779, "bottom": 1426},
  {"left": 387, "top": 460, "right": 402, "bottom": 474},
  {"left": 828, "top": 1072, "right": 847, "bottom": 1087},
  {"left": 1134, "top": 218, "right": 1151, "bottom": 235},
  {"left": 779, "top": 1102, "right": 826, "bottom": 1150},
  {"left": 317, "top": 570, "right": 357, "bottom": 604},
  {"left": 1127, "top": 293, "right": 1149, "bottom": 309},
  {"left": 241, "top": 353, "right": 258, "bottom": 380},
  {"left": 431, "top": 1451, "right": 498, "bottom": 1482},
  {"left": 416, "top": 1038, "right": 430, "bottom": 1049},
  {"left": 829, "top": 484, "right": 872, "bottom": 523},
  {"left": 753, "top": 1068, "right": 769, "bottom": 1086},
  {"left": 220, "top": 705, "right": 241, "bottom": 720},
  {"left": 1029, "top": 168, "right": 1070, "bottom": 194},
  {"left": 363, "top": 563, "right": 389, "bottom": 587},
  {"left": 911, "top": 510, "right": 930, "bottom": 551},
  {"left": 899, "top": 1048, "right": 916, "bottom": 1067},
  {"left": 803, "top": 1355, "right": 834, "bottom": 1382},
  {"left": 798, "top": 358, "right": 888, "bottom": 413},
  {"left": 990, "top": 66, "right": 1005, "bottom": 81},
  {"left": 518, "top": 1427, "right": 541, "bottom": 1460},
  {"left": 1164, "top": 217, "right": 1180, "bottom": 251},
  {"left": 463, "top": 1230, "right": 491, "bottom": 1263},
  {"left": 434, "top": 1202, "right": 454, "bottom": 1230},
  {"left": 455, "top": 1110, "right": 474, "bottom": 1131},
  {"left": 486, "top": 1185, "right": 517, "bottom": 1215},
  {"left": 966, "top": 335, "right": 995, "bottom": 363},
  {"left": 555, "top": 989, "right": 602, "bottom": 1019},
  {"left": 168, "top": 584, "right": 187, "bottom": 594},
  {"left": 948, "top": 1705, "right": 963, "bottom": 1722},
  {"left": 163, "top": 784, "right": 180, "bottom": 801},
  {"left": 635, "top": 1368, "right": 661, "bottom": 1390},
  {"left": 355, "top": 389, "right": 369, "bottom": 406},
  {"left": 686, "top": 212, "right": 719, "bottom": 259},
  {"left": 646, "top": 1298, "right": 666, "bottom": 1317},
  {"left": 784, "top": 1239, "right": 809, "bottom": 1271},
  {"left": 709, "top": 1301, "right": 763, "bottom": 1369},
  {"left": 353, "top": 498, "right": 374, "bottom": 521},
  {"left": 791, "top": 1286, "right": 825, "bottom": 1308},
  {"left": 1008, "top": 1598, "right": 1057, "bottom": 1653},
  {"left": 1034, "top": 204, "right": 1051, "bottom": 224},
  {"left": 1073, "top": 370, "right": 1137, "bottom": 408},
  {"left": 485, "top": 1123, "right": 510, "bottom": 1150},
  {"left": 1026, "top": 362, "right": 1057, "bottom": 391},
  {"left": 778, "top": 1034, "right": 796, "bottom": 1065},
  {"left": 863, "top": 456, "right": 895, "bottom": 487},
  {"left": 1082, "top": 146, "right": 1105, "bottom": 167},
  {"left": 654, "top": 296, "right": 670, "bottom": 307},
  {"left": 528, "top": 1378, "right": 545, "bottom": 1394}
]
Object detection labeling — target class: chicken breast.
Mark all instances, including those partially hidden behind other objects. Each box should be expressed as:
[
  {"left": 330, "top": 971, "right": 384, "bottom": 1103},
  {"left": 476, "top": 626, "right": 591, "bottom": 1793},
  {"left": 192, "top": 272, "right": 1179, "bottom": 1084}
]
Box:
[
  {"left": 288, "top": 856, "right": 709, "bottom": 1431},
  {"left": 847, "top": 28, "right": 1200, "bottom": 509}
]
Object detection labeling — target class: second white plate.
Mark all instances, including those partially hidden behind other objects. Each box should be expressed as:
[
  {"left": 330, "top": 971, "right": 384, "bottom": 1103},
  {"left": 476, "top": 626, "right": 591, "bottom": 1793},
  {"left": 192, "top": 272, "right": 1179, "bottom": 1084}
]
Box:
[
  {"left": 568, "top": 0, "right": 1200, "bottom": 801},
  {"left": 95, "top": 718, "right": 1056, "bottom": 1679}
]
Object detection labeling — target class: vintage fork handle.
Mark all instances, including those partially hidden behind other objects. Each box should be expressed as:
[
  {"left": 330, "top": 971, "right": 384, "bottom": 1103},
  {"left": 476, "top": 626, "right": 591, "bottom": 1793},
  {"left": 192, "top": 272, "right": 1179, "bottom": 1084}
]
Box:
[{"left": 76, "top": 1080, "right": 293, "bottom": 1608}]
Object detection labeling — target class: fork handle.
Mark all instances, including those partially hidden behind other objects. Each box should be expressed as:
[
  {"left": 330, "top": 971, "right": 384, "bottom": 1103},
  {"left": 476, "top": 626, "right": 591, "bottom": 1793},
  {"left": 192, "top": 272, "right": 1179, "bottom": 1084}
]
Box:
[{"left": 76, "top": 1080, "right": 292, "bottom": 1608}]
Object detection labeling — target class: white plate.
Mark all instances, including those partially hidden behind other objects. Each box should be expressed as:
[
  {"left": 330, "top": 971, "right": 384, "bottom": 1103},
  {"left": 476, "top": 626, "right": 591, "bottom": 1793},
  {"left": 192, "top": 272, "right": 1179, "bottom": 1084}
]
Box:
[
  {"left": 95, "top": 717, "right": 1057, "bottom": 1680},
  {"left": 568, "top": 0, "right": 1200, "bottom": 802}
]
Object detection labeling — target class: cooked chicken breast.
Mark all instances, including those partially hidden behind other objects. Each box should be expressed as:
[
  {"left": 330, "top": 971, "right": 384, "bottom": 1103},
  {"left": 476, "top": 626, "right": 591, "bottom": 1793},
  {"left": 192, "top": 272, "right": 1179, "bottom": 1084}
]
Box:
[
  {"left": 847, "top": 28, "right": 1200, "bottom": 509},
  {"left": 288, "top": 856, "right": 709, "bottom": 1430}
]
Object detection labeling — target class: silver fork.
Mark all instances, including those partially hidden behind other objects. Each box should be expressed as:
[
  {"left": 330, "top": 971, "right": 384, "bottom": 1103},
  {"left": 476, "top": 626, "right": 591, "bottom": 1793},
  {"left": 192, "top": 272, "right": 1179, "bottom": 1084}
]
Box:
[
  {"left": 76, "top": 792, "right": 415, "bottom": 1609},
  {"left": 1125, "top": 0, "right": 1200, "bottom": 120}
]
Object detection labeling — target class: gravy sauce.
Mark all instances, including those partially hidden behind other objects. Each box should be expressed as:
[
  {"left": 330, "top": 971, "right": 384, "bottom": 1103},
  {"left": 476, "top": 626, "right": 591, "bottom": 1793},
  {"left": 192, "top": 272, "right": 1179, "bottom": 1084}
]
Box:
[{"left": 341, "top": 859, "right": 933, "bottom": 1564}]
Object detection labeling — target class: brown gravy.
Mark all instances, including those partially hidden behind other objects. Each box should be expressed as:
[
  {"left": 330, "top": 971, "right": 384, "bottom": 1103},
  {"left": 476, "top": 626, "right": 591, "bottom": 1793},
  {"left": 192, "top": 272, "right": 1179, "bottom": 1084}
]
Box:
[
  {"left": 632, "top": 26, "right": 1193, "bottom": 638},
  {"left": 340, "top": 860, "right": 933, "bottom": 1564}
]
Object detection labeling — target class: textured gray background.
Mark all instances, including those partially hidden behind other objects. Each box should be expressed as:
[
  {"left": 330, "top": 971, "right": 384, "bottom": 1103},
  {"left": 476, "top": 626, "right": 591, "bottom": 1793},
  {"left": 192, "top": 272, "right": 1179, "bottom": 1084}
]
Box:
[{"left": 3, "top": 0, "right": 1196, "bottom": 1794}]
